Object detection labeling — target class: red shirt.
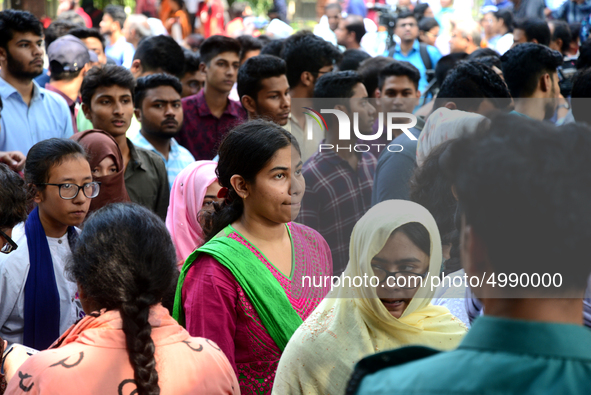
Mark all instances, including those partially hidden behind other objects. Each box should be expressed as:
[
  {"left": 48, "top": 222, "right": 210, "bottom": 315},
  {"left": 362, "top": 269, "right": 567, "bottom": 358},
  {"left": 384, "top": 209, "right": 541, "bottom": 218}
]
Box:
[{"left": 176, "top": 90, "right": 247, "bottom": 160}]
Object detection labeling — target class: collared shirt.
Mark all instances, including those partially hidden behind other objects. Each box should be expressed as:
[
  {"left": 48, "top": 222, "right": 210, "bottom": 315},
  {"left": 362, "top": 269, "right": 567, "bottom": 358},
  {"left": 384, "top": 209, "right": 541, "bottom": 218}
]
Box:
[
  {"left": 0, "top": 77, "right": 73, "bottom": 154},
  {"left": 552, "top": 0, "right": 591, "bottom": 23},
  {"left": 44, "top": 83, "right": 78, "bottom": 134},
  {"left": 130, "top": 132, "right": 195, "bottom": 189},
  {"left": 355, "top": 315, "right": 591, "bottom": 394},
  {"left": 0, "top": 223, "right": 81, "bottom": 347},
  {"left": 105, "top": 36, "right": 135, "bottom": 68},
  {"left": 176, "top": 90, "right": 247, "bottom": 160},
  {"left": 285, "top": 114, "right": 325, "bottom": 163},
  {"left": 124, "top": 139, "right": 170, "bottom": 220},
  {"left": 297, "top": 148, "right": 376, "bottom": 276},
  {"left": 371, "top": 118, "right": 425, "bottom": 205},
  {"left": 385, "top": 39, "right": 441, "bottom": 93}
]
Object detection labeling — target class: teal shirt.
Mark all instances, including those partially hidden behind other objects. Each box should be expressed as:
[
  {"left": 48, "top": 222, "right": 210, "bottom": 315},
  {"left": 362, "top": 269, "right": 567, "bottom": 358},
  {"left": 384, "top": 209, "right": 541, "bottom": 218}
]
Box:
[{"left": 356, "top": 316, "right": 591, "bottom": 394}]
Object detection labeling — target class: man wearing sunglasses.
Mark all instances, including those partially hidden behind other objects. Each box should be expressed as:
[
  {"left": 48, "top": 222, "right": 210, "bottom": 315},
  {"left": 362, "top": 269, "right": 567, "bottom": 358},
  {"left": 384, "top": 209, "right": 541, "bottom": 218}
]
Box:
[{"left": 0, "top": 164, "right": 27, "bottom": 255}]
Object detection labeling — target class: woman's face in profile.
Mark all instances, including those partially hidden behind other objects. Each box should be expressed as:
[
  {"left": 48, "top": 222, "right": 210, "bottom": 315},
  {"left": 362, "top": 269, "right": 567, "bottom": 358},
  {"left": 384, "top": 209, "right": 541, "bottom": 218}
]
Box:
[{"left": 371, "top": 230, "right": 430, "bottom": 318}]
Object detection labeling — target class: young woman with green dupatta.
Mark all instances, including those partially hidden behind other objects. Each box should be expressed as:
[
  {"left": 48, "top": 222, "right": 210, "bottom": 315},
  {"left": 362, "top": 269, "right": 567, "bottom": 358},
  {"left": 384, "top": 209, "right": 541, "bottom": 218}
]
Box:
[{"left": 173, "top": 119, "right": 333, "bottom": 394}]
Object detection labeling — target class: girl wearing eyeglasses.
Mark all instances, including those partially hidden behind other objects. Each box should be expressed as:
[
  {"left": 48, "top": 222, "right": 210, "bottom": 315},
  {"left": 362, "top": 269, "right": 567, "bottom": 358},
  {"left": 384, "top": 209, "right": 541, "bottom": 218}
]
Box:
[
  {"left": 273, "top": 200, "right": 468, "bottom": 395},
  {"left": 0, "top": 138, "right": 99, "bottom": 351}
]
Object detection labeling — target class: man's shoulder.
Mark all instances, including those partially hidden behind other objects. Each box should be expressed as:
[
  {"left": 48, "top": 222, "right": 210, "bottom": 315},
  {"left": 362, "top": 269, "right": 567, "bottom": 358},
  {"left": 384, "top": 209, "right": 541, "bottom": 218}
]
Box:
[
  {"left": 134, "top": 145, "right": 167, "bottom": 169},
  {"left": 347, "top": 346, "right": 444, "bottom": 394},
  {"left": 38, "top": 87, "right": 70, "bottom": 110}
]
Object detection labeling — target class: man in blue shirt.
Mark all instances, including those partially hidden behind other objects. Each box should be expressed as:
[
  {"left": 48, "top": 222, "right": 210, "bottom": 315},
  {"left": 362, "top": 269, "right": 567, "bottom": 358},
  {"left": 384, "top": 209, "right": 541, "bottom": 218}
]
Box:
[
  {"left": 100, "top": 5, "right": 135, "bottom": 68},
  {"left": 131, "top": 74, "right": 195, "bottom": 189},
  {"left": 386, "top": 11, "right": 441, "bottom": 93},
  {"left": 351, "top": 115, "right": 591, "bottom": 395},
  {"left": 0, "top": 10, "right": 74, "bottom": 155}
]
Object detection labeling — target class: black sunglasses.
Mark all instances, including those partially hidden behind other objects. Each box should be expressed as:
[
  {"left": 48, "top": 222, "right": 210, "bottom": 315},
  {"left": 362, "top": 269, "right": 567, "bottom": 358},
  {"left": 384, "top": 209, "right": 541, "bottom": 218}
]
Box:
[{"left": 0, "top": 228, "right": 17, "bottom": 254}]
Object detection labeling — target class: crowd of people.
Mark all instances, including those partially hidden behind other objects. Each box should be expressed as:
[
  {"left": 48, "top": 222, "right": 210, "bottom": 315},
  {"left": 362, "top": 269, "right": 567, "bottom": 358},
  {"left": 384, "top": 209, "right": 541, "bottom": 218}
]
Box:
[{"left": 1, "top": 0, "right": 591, "bottom": 393}]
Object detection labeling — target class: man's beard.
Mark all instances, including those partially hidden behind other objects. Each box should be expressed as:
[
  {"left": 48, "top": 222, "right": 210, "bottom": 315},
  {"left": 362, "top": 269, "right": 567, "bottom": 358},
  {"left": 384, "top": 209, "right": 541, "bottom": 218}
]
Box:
[
  {"left": 143, "top": 117, "right": 181, "bottom": 140},
  {"left": 6, "top": 49, "right": 43, "bottom": 80}
]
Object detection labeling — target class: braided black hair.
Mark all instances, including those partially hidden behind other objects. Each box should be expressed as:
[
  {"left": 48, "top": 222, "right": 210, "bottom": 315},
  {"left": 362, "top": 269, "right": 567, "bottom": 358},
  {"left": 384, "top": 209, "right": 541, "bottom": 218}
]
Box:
[{"left": 68, "top": 203, "right": 177, "bottom": 395}]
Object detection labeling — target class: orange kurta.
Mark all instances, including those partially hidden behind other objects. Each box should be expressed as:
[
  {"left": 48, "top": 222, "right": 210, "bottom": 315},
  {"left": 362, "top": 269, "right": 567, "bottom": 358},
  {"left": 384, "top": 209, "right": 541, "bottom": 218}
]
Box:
[{"left": 5, "top": 305, "right": 239, "bottom": 395}]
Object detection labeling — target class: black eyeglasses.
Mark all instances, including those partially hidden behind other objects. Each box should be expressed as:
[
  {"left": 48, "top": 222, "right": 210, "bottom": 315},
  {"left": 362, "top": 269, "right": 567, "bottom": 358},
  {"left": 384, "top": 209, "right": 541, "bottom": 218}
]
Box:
[
  {"left": 0, "top": 229, "right": 17, "bottom": 254},
  {"left": 371, "top": 266, "right": 429, "bottom": 289},
  {"left": 37, "top": 182, "right": 101, "bottom": 200}
]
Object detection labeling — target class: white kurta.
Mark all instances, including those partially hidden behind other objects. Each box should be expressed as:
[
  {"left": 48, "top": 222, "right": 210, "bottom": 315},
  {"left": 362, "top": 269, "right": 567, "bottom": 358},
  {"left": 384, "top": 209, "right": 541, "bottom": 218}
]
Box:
[{"left": 0, "top": 222, "right": 81, "bottom": 347}]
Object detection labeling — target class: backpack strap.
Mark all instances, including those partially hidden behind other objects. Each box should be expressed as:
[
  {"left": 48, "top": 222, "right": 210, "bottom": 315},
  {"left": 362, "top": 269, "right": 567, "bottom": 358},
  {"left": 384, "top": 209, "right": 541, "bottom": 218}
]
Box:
[{"left": 419, "top": 42, "right": 433, "bottom": 70}]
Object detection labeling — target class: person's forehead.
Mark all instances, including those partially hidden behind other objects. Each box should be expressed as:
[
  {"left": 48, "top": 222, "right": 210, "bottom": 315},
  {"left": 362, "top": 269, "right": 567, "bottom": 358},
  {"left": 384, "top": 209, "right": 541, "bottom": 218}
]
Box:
[
  {"left": 383, "top": 75, "right": 416, "bottom": 89},
  {"left": 259, "top": 75, "right": 289, "bottom": 91},
  {"left": 93, "top": 85, "right": 132, "bottom": 98},
  {"left": 145, "top": 85, "right": 181, "bottom": 100},
  {"left": 9, "top": 31, "right": 43, "bottom": 43},
  {"left": 211, "top": 51, "right": 239, "bottom": 62},
  {"left": 82, "top": 37, "right": 103, "bottom": 49},
  {"left": 398, "top": 17, "right": 417, "bottom": 25},
  {"left": 351, "top": 82, "right": 368, "bottom": 98}
]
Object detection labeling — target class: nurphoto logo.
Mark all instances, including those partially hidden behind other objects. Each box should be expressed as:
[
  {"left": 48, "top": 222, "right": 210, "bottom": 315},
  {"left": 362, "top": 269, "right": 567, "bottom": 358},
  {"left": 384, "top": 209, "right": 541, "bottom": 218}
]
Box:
[{"left": 303, "top": 107, "right": 418, "bottom": 153}]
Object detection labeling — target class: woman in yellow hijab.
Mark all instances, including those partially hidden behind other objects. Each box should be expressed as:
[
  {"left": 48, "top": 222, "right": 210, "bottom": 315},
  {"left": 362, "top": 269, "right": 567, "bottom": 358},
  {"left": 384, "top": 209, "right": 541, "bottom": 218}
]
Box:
[{"left": 272, "top": 200, "right": 467, "bottom": 395}]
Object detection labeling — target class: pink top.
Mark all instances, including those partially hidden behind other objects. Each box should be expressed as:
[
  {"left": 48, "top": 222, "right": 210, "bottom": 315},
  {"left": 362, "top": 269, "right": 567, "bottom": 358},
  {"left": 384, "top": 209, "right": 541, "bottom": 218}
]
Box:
[
  {"left": 6, "top": 305, "right": 239, "bottom": 395},
  {"left": 182, "top": 222, "right": 333, "bottom": 394}
]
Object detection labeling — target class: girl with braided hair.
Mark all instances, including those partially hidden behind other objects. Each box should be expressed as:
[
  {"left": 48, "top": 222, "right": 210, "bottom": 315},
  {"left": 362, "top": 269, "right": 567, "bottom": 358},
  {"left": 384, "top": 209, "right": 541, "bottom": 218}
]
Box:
[{"left": 4, "top": 203, "right": 238, "bottom": 395}]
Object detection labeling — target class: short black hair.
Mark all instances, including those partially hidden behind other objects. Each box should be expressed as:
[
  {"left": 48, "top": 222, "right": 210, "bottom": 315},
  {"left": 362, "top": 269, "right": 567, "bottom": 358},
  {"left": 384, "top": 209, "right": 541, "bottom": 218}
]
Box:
[
  {"left": 44, "top": 20, "right": 78, "bottom": 51},
  {"left": 493, "top": 8, "right": 513, "bottom": 32},
  {"left": 81, "top": 64, "right": 136, "bottom": 109},
  {"left": 378, "top": 61, "right": 420, "bottom": 91},
  {"left": 569, "top": 22, "right": 581, "bottom": 44},
  {"left": 571, "top": 68, "right": 591, "bottom": 124},
  {"left": 513, "top": 18, "right": 551, "bottom": 46},
  {"left": 183, "top": 49, "right": 201, "bottom": 74},
  {"left": 501, "top": 43, "right": 563, "bottom": 98},
  {"left": 576, "top": 38, "right": 591, "bottom": 69},
  {"left": 467, "top": 47, "right": 499, "bottom": 59},
  {"left": 55, "top": 10, "right": 86, "bottom": 27},
  {"left": 443, "top": 115, "right": 591, "bottom": 293},
  {"left": 472, "top": 55, "right": 502, "bottom": 70},
  {"left": 281, "top": 32, "right": 342, "bottom": 88},
  {"left": 345, "top": 20, "right": 366, "bottom": 44},
  {"left": 435, "top": 52, "right": 469, "bottom": 88},
  {"left": 550, "top": 20, "right": 571, "bottom": 53},
  {"left": 325, "top": 2, "right": 342, "bottom": 12},
  {"left": 357, "top": 56, "right": 395, "bottom": 98},
  {"left": 396, "top": 11, "right": 417, "bottom": 25},
  {"left": 419, "top": 17, "right": 439, "bottom": 33},
  {"left": 260, "top": 38, "right": 285, "bottom": 57},
  {"left": 435, "top": 60, "right": 512, "bottom": 111},
  {"left": 133, "top": 35, "right": 186, "bottom": 78},
  {"left": 0, "top": 164, "right": 28, "bottom": 229},
  {"left": 237, "top": 55, "right": 287, "bottom": 101},
  {"left": 314, "top": 70, "right": 363, "bottom": 99},
  {"left": 104, "top": 5, "right": 127, "bottom": 29},
  {"left": 338, "top": 49, "right": 371, "bottom": 72},
  {"left": 414, "top": 3, "right": 431, "bottom": 20},
  {"left": 0, "top": 10, "right": 43, "bottom": 49},
  {"left": 237, "top": 35, "right": 263, "bottom": 63},
  {"left": 135, "top": 73, "right": 183, "bottom": 109},
  {"left": 199, "top": 35, "right": 241, "bottom": 65},
  {"left": 69, "top": 27, "right": 106, "bottom": 52}
]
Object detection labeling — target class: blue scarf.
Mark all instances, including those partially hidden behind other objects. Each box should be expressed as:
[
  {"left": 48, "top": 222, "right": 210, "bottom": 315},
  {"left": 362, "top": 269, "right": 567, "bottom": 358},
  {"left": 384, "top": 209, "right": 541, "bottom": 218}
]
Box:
[{"left": 24, "top": 206, "right": 77, "bottom": 350}]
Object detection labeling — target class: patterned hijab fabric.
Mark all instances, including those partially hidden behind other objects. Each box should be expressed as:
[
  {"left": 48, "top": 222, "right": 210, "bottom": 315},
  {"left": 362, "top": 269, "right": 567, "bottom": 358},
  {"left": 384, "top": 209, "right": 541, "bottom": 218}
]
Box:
[{"left": 273, "top": 200, "right": 468, "bottom": 395}]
